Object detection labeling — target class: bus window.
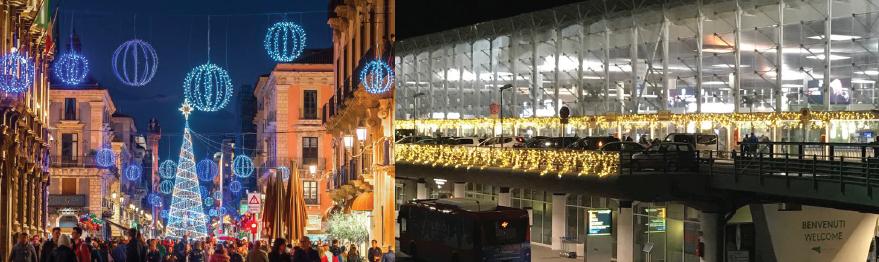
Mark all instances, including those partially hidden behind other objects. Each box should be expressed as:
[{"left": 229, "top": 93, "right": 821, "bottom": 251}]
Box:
[
  {"left": 698, "top": 134, "right": 717, "bottom": 145},
  {"left": 483, "top": 219, "right": 527, "bottom": 245}
]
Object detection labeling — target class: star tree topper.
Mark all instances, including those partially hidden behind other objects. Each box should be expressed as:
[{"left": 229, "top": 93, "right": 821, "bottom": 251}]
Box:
[{"left": 180, "top": 100, "right": 194, "bottom": 120}]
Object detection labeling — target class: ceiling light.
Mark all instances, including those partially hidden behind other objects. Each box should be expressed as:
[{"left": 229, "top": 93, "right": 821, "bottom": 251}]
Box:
[
  {"left": 855, "top": 70, "right": 879, "bottom": 76},
  {"left": 807, "top": 34, "right": 861, "bottom": 41},
  {"left": 852, "top": 79, "right": 876, "bottom": 84},
  {"left": 805, "top": 55, "right": 850, "bottom": 60},
  {"left": 702, "top": 81, "right": 728, "bottom": 85},
  {"left": 702, "top": 48, "right": 735, "bottom": 53},
  {"left": 781, "top": 84, "right": 803, "bottom": 88},
  {"left": 711, "top": 64, "right": 750, "bottom": 68}
]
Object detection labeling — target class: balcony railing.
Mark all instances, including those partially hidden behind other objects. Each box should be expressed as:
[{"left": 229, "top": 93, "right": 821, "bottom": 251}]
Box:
[{"left": 51, "top": 155, "right": 99, "bottom": 168}]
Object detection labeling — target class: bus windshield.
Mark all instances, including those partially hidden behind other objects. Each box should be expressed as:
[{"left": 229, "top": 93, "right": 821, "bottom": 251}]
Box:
[{"left": 483, "top": 219, "right": 528, "bottom": 245}]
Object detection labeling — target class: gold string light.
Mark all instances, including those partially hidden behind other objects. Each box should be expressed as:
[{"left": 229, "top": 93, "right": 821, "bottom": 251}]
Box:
[{"left": 395, "top": 144, "right": 619, "bottom": 177}]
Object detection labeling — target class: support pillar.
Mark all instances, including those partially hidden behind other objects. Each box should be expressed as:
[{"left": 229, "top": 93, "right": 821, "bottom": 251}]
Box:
[
  {"left": 453, "top": 182, "right": 465, "bottom": 198},
  {"left": 551, "top": 193, "right": 567, "bottom": 250},
  {"left": 497, "top": 187, "right": 511, "bottom": 207},
  {"left": 617, "top": 201, "right": 634, "bottom": 262},
  {"left": 700, "top": 212, "right": 719, "bottom": 262},
  {"left": 416, "top": 180, "right": 427, "bottom": 200}
]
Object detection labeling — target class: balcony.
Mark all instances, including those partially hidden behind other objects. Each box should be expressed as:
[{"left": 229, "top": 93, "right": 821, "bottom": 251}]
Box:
[
  {"left": 51, "top": 155, "right": 99, "bottom": 168},
  {"left": 48, "top": 194, "right": 87, "bottom": 207}
]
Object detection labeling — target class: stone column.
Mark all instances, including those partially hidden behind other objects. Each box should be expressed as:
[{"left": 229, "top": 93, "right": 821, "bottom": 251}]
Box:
[
  {"left": 497, "top": 187, "right": 511, "bottom": 207},
  {"left": 551, "top": 193, "right": 567, "bottom": 250},
  {"left": 415, "top": 179, "right": 427, "bottom": 199},
  {"left": 617, "top": 201, "right": 634, "bottom": 262},
  {"left": 453, "top": 182, "right": 465, "bottom": 198},
  {"left": 700, "top": 212, "right": 719, "bottom": 262}
]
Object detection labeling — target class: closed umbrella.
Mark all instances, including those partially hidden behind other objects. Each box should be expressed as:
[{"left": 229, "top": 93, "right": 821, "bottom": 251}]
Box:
[
  {"left": 261, "top": 172, "right": 276, "bottom": 238},
  {"left": 284, "top": 166, "right": 308, "bottom": 241}
]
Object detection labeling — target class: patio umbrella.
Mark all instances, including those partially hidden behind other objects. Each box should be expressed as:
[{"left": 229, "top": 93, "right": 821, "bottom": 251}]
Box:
[
  {"left": 261, "top": 173, "right": 276, "bottom": 238},
  {"left": 284, "top": 166, "right": 308, "bottom": 241},
  {"left": 272, "top": 169, "right": 286, "bottom": 238}
]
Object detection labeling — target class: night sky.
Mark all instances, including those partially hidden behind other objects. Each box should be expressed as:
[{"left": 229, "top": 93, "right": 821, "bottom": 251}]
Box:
[{"left": 55, "top": 0, "right": 333, "bottom": 160}]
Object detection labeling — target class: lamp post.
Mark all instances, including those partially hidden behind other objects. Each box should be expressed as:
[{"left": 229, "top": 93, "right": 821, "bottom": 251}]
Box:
[
  {"left": 499, "top": 84, "right": 513, "bottom": 138},
  {"left": 413, "top": 92, "right": 426, "bottom": 135},
  {"left": 344, "top": 135, "right": 354, "bottom": 182},
  {"left": 356, "top": 127, "right": 367, "bottom": 175}
]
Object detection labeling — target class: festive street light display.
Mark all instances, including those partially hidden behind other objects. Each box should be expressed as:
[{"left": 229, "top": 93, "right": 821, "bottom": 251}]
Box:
[
  {"left": 160, "top": 180, "right": 175, "bottom": 194},
  {"left": 149, "top": 194, "right": 163, "bottom": 207},
  {"left": 54, "top": 52, "right": 89, "bottom": 85},
  {"left": 264, "top": 21, "right": 306, "bottom": 62},
  {"left": 196, "top": 158, "right": 218, "bottom": 182},
  {"left": 232, "top": 155, "right": 254, "bottom": 178},
  {"left": 160, "top": 160, "right": 177, "bottom": 179},
  {"left": 229, "top": 181, "right": 242, "bottom": 193},
  {"left": 360, "top": 60, "right": 394, "bottom": 94},
  {"left": 183, "top": 63, "right": 233, "bottom": 112},
  {"left": 124, "top": 163, "right": 143, "bottom": 181},
  {"left": 278, "top": 166, "right": 290, "bottom": 182},
  {"left": 166, "top": 103, "right": 208, "bottom": 239},
  {"left": 0, "top": 50, "right": 35, "bottom": 94},
  {"left": 95, "top": 147, "right": 116, "bottom": 169},
  {"left": 112, "top": 39, "right": 158, "bottom": 86}
]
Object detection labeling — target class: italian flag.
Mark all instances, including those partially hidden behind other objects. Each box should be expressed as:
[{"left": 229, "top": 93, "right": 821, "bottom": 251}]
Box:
[{"left": 36, "top": 0, "right": 53, "bottom": 54}]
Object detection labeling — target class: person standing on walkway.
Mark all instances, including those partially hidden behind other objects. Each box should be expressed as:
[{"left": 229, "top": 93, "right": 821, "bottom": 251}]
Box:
[
  {"left": 379, "top": 247, "right": 393, "bottom": 262},
  {"left": 291, "top": 237, "right": 318, "bottom": 262},
  {"left": 71, "top": 228, "right": 91, "bottom": 262},
  {"left": 267, "top": 239, "right": 290, "bottom": 262},
  {"left": 208, "top": 246, "right": 229, "bottom": 262},
  {"left": 10, "top": 232, "right": 38, "bottom": 262},
  {"left": 41, "top": 228, "right": 61, "bottom": 262},
  {"left": 125, "top": 229, "right": 146, "bottom": 262},
  {"left": 110, "top": 238, "right": 127, "bottom": 262},
  {"left": 244, "top": 242, "right": 267, "bottom": 262},
  {"left": 365, "top": 241, "right": 380, "bottom": 262},
  {"left": 187, "top": 242, "right": 205, "bottom": 262},
  {"left": 48, "top": 235, "right": 76, "bottom": 262}
]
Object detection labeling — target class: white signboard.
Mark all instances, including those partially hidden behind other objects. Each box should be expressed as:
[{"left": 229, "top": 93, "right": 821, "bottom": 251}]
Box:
[
  {"left": 759, "top": 204, "right": 878, "bottom": 262},
  {"left": 247, "top": 193, "right": 261, "bottom": 214}
]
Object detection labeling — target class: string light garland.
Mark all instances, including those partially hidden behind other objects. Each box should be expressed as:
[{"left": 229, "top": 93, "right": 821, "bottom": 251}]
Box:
[
  {"left": 196, "top": 158, "right": 218, "bottom": 182},
  {"left": 203, "top": 197, "right": 214, "bottom": 207},
  {"left": 278, "top": 166, "right": 290, "bottom": 182},
  {"left": 124, "top": 164, "right": 143, "bottom": 181},
  {"left": 213, "top": 191, "right": 221, "bottom": 200},
  {"left": 112, "top": 39, "right": 158, "bottom": 86},
  {"left": 0, "top": 50, "right": 35, "bottom": 94},
  {"left": 264, "top": 21, "right": 306, "bottom": 62},
  {"left": 160, "top": 210, "right": 168, "bottom": 220},
  {"left": 95, "top": 148, "right": 116, "bottom": 169},
  {"left": 160, "top": 180, "right": 175, "bottom": 194},
  {"left": 361, "top": 60, "right": 394, "bottom": 94},
  {"left": 166, "top": 125, "right": 208, "bottom": 239},
  {"left": 232, "top": 155, "right": 254, "bottom": 178},
  {"left": 54, "top": 53, "right": 89, "bottom": 85},
  {"left": 149, "top": 194, "right": 163, "bottom": 207},
  {"left": 229, "top": 181, "right": 242, "bottom": 193},
  {"left": 395, "top": 144, "right": 619, "bottom": 177},
  {"left": 183, "top": 63, "right": 233, "bottom": 112},
  {"left": 160, "top": 160, "right": 177, "bottom": 179}
]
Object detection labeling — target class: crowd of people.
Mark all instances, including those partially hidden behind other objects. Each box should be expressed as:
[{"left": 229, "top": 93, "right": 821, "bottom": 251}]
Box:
[{"left": 7, "top": 228, "right": 394, "bottom": 262}]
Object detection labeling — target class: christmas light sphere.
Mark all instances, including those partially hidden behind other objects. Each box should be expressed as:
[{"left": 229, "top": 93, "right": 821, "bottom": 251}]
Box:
[
  {"left": 149, "top": 194, "right": 163, "bottom": 207},
  {"left": 229, "top": 181, "right": 242, "bottom": 193},
  {"left": 160, "top": 180, "right": 175, "bottom": 194},
  {"left": 0, "top": 50, "right": 34, "bottom": 94},
  {"left": 160, "top": 210, "right": 168, "bottom": 219},
  {"left": 95, "top": 148, "right": 116, "bottom": 168},
  {"left": 360, "top": 60, "right": 394, "bottom": 94},
  {"left": 203, "top": 197, "right": 214, "bottom": 207},
  {"left": 200, "top": 186, "right": 209, "bottom": 197},
  {"left": 159, "top": 160, "right": 177, "bottom": 179},
  {"left": 112, "top": 39, "right": 158, "bottom": 86},
  {"left": 208, "top": 209, "right": 217, "bottom": 217},
  {"left": 232, "top": 155, "right": 254, "bottom": 178},
  {"left": 183, "top": 63, "right": 233, "bottom": 112},
  {"left": 196, "top": 159, "right": 218, "bottom": 182},
  {"left": 278, "top": 166, "right": 290, "bottom": 182},
  {"left": 124, "top": 164, "right": 143, "bottom": 181},
  {"left": 213, "top": 191, "right": 222, "bottom": 200},
  {"left": 54, "top": 52, "right": 89, "bottom": 85},
  {"left": 264, "top": 21, "right": 306, "bottom": 62}
]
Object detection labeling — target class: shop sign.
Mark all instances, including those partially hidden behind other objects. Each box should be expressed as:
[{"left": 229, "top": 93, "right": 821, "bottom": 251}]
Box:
[
  {"left": 587, "top": 209, "right": 611, "bottom": 235},
  {"left": 48, "top": 195, "right": 86, "bottom": 207}
]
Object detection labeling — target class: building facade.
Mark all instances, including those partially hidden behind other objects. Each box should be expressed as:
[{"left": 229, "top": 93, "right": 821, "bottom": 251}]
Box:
[
  {"left": 0, "top": 0, "right": 55, "bottom": 258},
  {"left": 394, "top": 0, "right": 879, "bottom": 148},
  {"left": 253, "top": 54, "right": 335, "bottom": 237},
  {"left": 326, "top": 0, "right": 396, "bottom": 249}
]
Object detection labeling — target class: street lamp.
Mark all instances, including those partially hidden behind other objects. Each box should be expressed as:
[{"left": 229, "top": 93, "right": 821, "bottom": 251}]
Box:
[
  {"left": 413, "top": 92, "right": 426, "bottom": 135},
  {"left": 343, "top": 135, "right": 354, "bottom": 149},
  {"left": 309, "top": 165, "right": 316, "bottom": 175},
  {"left": 356, "top": 127, "right": 367, "bottom": 141},
  {"left": 499, "top": 84, "right": 513, "bottom": 137},
  {"left": 112, "top": 193, "right": 117, "bottom": 199}
]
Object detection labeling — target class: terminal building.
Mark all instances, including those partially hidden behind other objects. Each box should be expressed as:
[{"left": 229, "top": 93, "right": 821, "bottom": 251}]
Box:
[{"left": 394, "top": 0, "right": 879, "bottom": 261}]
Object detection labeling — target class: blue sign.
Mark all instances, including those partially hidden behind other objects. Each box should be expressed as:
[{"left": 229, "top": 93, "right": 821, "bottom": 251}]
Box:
[{"left": 588, "top": 209, "right": 612, "bottom": 235}]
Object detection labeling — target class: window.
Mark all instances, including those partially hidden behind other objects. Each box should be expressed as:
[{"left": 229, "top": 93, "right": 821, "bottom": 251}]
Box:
[
  {"left": 303, "top": 181, "right": 318, "bottom": 205},
  {"left": 303, "top": 90, "right": 318, "bottom": 119},
  {"left": 64, "top": 98, "right": 76, "bottom": 120},
  {"left": 61, "top": 178, "right": 76, "bottom": 195},
  {"left": 61, "top": 133, "right": 78, "bottom": 162},
  {"left": 302, "top": 137, "right": 318, "bottom": 165}
]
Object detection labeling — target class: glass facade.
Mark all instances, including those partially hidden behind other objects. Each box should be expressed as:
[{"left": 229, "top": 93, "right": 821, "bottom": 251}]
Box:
[{"left": 396, "top": 0, "right": 879, "bottom": 119}]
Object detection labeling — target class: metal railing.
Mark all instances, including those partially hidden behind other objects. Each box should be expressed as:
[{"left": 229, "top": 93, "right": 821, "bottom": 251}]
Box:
[{"left": 50, "top": 155, "right": 98, "bottom": 168}]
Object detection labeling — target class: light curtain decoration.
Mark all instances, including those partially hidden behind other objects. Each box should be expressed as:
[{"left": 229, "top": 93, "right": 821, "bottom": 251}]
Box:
[{"left": 395, "top": 144, "right": 619, "bottom": 177}]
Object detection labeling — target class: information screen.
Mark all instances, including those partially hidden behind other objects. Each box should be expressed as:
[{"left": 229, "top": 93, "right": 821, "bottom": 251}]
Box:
[{"left": 588, "top": 209, "right": 612, "bottom": 235}]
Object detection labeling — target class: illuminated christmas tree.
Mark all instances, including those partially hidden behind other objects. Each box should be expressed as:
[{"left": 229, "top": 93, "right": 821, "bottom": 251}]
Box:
[{"left": 166, "top": 100, "right": 208, "bottom": 239}]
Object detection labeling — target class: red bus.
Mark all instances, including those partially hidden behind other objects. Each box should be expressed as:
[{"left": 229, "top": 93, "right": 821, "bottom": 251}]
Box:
[{"left": 397, "top": 198, "right": 531, "bottom": 262}]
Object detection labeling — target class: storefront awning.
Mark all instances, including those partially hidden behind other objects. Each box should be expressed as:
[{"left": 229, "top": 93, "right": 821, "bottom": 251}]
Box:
[{"left": 351, "top": 191, "right": 373, "bottom": 211}]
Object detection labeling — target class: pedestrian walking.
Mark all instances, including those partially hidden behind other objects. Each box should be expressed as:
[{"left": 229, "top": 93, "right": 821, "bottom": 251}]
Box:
[
  {"left": 344, "top": 246, "right": 359, "bottom": 262},
  {"left": 187, "top": 242, "right": 205, "bottom": 262},
  {"left": 147, "top": 241, "right": 162, "bottom": 262},
  {"left": 267, "top": 239, "right": 290, "bottom": 262},
  {"left": 71, "top": 228, "right": 91, "bottom": 262},
  {"left": 10, "top": 232, "right": 38, "bottom": 262},
  {"left": 227, "top": 245, "right": 243, "bottom": 262},
  {"left": 41, "top": 228, "right": 61, "bottom": 262},
  {"left": 48, "top": 235, "right": 77, "bottom": 262},
  {"left": 291, "top": 237, "right": 319, "bottom": 262},
  {"left": 379, "top": 248, "right": 393, "bottom": 262},
  {"left": 365, "top": 241, "right": 381, "bottom": 262},
  {"left": 208, "top": 246, "right": 229, "bottom": 262},
  {"left": 110, "top": 238, "right": 127, "bottom": 262},
  {"left": 244, "top": 242, "right": 267, "bottom": 262}
]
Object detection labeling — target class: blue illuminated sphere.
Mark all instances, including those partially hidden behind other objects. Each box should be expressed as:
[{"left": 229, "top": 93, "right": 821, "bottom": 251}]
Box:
[
  {"left": 149, "top": 194, "right": 163, "bottom": 207},
  {"left": 361, "top": 60, "right": 394, "bottom": 94},
  {"left": 208, "top": 209, "right": 217, "bottom": 217},
  {"left": 124, "top": 164, "right": 143, "bottom": 181},
  {"left": 159, "top": 160, "right": 177, "bottom": 179},
  {"left": 264, "top": 22, "right": 307, "bottom": 62},
  {"left": 54, "top": 53, "right": 89, "bottom": 85},
  {"left": 160, "top": 180, "right": 174, "bottom": 194},
  {"left": 0, "top": 51, "right": 34, "bottom": 94},
  {"left": 278, "top": 166, "right": 290, "bottom": 182},
  {"left": 213, "top": 190, "right": 222, "bottom": 200},
  {"left": 160, "top": 210, "right": 168, "bottom": 219},
  {"left": 196, "top": 159, "right": 218, "bottom": 182},
  {"left": 95, "top": 148, "right": 116, "bottom": 168},
  {"left": 232, "top": 155, "right": 254, "bottom": 178},
  {"left": 229, "top": 181, "right": 242, "bottom": 193},
  {"left": 112, "top": 39, "right": 158, "bottom": 86},
  {"left": 183, "top": 63, "right": 233, "bottom": 112},
  {"left": 203, "top": 197, "right": 214, "bottom": 207}
]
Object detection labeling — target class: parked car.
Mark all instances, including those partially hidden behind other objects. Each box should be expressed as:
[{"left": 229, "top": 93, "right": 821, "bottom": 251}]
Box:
[
  {"left": 478, "top": 136, "right": 523, "bottom": 148},
  {"left": 517, "top": 136, "right": 550, "bottom": 148},
  {"left": 568, "top": 136, "right": 621, "bottom": 150},
  {"left": 450, "top": 137, "right": 484, "bottom": 147},
  {"left": 664, "top": 133, "right": 719, "bottom": 153},
  {"left": 536, "top": 137, "right": 580, "bottom": 149},
  {"left": 599, "top": 141, "right": 647, "bottom": 153},
  {"left": 396, "top": 136, "right": 430, "bottom": 144},
  {"left": 631, "top": 142, "right": 698, "bottom": 171}
]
